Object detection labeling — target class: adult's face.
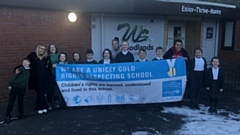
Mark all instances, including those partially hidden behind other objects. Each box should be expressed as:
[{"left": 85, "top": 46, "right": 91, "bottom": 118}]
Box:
[
  {"left": 50, "top": 45, "right": 56, "bottom": 54},
  {"left": 112, "top": 40, "right": 119, "bottom": 50},
  {"left": 121, "top": 42, "right": 129, "bottom": 51},
  {"left": 103, "top": 50, "right": 110, "bottom": 59},
  {"left": 156, "top": 49, "right": 163, "bottom": 57},
  {"left": 174, "top": 41, "right": 183, "bottom": 52},
  {"left": 38, "top": 46, "right": 46, "bottom": 56}
]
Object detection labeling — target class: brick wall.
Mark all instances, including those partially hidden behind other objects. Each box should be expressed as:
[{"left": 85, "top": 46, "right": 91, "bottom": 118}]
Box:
[
  {"left": 0, "top": 7, "right": 91, "bottom": 101},
  {"left": 218, "top": 19, "right": 240, "bottom": 63}
]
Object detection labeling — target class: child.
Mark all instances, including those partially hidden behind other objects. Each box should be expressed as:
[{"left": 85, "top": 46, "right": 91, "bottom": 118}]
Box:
[
  {"left": 136, "top": 49, "right": 147, "bottom": 111},
  {"left": 136, "top": 49, "right": 148, "bottom": 62},
  {"left": 54, "top": 52, "right": 68, "bottom": 108},
  {"left": 152, "top": 46, "right": 164, "bottom": 111},
  {"left": 152, "top": 46, "right": 164, "bottom": 60},
  {"left": 188, "top": 48, "right": 207, "bottom": 110},
  {"left": 98, "top": 48, "right": 114, "bottom": 64},
  {"left": 205, "top": 57, "right": 224, "bottom": 113},
  {"left": 85, "top": 49, "right": 97, "bottom": 64},
  {"left": 4, "top": 58, "right": 30, "bottom": 124},
  {"left": 115, "top": 41, "right": 134, "bottom": 63},
  {"left": 72, "top": 52, "right": 82, "bottom": 64}
]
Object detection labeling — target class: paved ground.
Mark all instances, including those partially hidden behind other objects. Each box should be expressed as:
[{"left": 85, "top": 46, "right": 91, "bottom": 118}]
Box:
[{"left": 0, "top": 96, "right": 239, "bottom": 135}]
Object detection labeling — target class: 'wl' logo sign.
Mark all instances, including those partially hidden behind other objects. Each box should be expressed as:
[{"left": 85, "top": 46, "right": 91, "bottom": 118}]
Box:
[{"left": 117, "top": 23, "right": 150, "bottom": 42}]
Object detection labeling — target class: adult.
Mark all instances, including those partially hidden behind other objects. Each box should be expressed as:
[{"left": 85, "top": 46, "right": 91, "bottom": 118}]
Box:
[
  {"left": 111, "top": 37, "right": 121, "bottom": 61},
  {"left": 163, "top": 39, "right": 189, "bottom": 107},
  {"left": 98, "top": 48, "right": 114, "bottom": 64},
  {"left": 27, "top": 45, "right": 52, "bottom": 114},
  {"left": 163, "top": 39, "right": 189, "bottom": 63},
  {"left": 115, "top": 41, "right": 134, "bottom": 63},
  {"left": 46, "top": 44, "right": 59, "bottom": 110}
]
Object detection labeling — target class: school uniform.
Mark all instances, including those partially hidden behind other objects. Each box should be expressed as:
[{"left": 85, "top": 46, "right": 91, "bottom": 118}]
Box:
[
  {"left": 115, "top": 51, "right": 134, "bottom": 63},
  {"left": 136, "top": 59, "right": 148, "bottom": 62},
  {"left": 188, "top": 57, "right": 207, "bottom": 109},
  {"left": 98, "top": 59, "right": 114, "bottom": 64},
  {"left": 85, "top": 59, "right": 98, "bottom": 64},
  {"left": 205, "top": 67, "right": 224, "bottom": 112}
]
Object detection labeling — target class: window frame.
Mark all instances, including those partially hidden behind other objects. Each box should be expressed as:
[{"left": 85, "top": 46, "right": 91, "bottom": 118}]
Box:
[{"left": 221, "top": 19, "right": 235, "bottom": 50}]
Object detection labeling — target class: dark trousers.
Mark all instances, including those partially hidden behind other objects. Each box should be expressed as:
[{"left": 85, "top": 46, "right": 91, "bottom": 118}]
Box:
[
  {"left": 5, "top": 86, "right": 26, "bottom": 117},
  {"left": 190, "top": 71, "right": 204, "bottom": 105},
  {"left": 35, "top": 81, "right": 48, "bottom": 110}
]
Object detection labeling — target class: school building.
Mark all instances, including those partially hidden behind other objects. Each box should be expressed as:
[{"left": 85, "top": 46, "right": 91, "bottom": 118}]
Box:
[{"left": 0, "top": 0, "right": 240, "bottom": 101}]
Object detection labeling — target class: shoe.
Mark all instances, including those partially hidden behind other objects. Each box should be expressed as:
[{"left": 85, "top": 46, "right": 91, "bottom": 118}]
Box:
[
  {"left": 4, "top": 116, "right": 11, "bottom": 124},
  {"left": 37, "top": 110, "right": 43, "bottom": 114},
  {"left": 55, "top": 101, "right": 60, "bottom": 108},
  {"left": 43, "top": 109, "right": 48, "bottom": 113},
  {"left": 48, "top": 103, "right": 52, "bottom": 110}
]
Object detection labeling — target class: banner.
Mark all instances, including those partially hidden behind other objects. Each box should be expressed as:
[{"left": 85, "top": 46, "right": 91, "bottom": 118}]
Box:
[{"left": 56, "top": 58, "right": 187, "bottom": 107}]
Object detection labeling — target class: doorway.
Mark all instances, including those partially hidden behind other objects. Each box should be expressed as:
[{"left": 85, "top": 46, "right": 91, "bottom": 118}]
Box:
[{"left": 167, "top": 22, "right": 186, "bottom": 51}]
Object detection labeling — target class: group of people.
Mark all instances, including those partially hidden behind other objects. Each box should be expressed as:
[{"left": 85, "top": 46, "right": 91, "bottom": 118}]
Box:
[{"left": 3, "top": 37, "right": 224, "bottom": 124}]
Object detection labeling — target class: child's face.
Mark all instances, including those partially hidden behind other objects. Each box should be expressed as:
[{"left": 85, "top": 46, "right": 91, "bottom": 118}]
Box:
[
  {"left": 59, "top": 54, "right": 66, "bottom": 62},
  {"left": 139, "top": 51, "right": 146, "bottom": 59},
  {"left": 212, "top": 59, "right": 219, "bottom": 68},
  {"left": 73, "top": 53, "right": 80, "bottom": 61},
  {"left": 195, "top": 49, "right": 202, "bottom": 58},
  {"left": 121, "top": 42, "right": 129, "bottom": 51},
  {"left": 156, "top": 49, "right": 163, "bottom": 57},
  {"left": 103, "top": 50, "right": 110, "bottom": 59},
  {"left": 86, "top": 53, "right": 93, "bottom": 60},
  {"left": 112, "top": 41, "right": 119, "bottom": 50},
  {"left": 22, "top": 60, "right": 30, "bottom": 67}
]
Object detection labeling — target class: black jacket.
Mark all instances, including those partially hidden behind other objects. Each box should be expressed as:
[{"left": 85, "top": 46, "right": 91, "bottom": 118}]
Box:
[
  {"left": 27, "top": 52, "right": 52, "bottom": 90},
  {"left": 205, "top": 67, "right": 224, "bottom": 90},
  {"left": 187, "top": 57, "right": 207, "bottom": 83}
]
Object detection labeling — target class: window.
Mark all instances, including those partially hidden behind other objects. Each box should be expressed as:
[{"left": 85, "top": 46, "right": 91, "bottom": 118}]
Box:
[{"left": 221, "top": 20, "right": 235, "bottom": 50}]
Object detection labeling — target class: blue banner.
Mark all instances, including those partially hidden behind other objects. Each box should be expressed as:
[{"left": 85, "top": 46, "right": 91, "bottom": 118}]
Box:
[{"left": 56, "top": 58, "right": 187, "bottom": 106}]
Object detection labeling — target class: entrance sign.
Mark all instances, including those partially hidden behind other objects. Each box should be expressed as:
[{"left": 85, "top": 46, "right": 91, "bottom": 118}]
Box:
[{"left": 56, "top": 58, "right": 187, "bottom": 107}]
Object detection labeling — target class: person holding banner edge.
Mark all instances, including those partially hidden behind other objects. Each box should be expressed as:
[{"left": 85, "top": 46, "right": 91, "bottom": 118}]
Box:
[
  {"left": 163, "top": 39, "right": 189, "bottom": 107},
  {"left": 188, "top": 48, "right": 207, "bottom": 110}
]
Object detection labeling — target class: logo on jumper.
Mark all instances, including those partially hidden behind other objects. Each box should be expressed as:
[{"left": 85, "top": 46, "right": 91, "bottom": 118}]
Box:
[{"left": 117, "top": 23, "right": 151, "bottom": 42}]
